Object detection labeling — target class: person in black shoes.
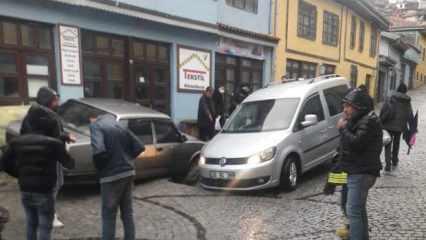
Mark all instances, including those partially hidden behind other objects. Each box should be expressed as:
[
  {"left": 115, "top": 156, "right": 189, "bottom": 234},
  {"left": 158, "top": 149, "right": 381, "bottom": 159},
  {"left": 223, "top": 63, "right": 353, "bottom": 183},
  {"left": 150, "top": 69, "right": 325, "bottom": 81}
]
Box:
[{"left": 380, "top": 83, "right": 413, "bottom": 172}]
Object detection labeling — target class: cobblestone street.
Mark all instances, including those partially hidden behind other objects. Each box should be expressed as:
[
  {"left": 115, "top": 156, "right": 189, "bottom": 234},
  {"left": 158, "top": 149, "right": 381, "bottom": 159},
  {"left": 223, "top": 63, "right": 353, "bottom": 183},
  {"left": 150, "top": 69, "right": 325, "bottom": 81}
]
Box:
[{"left": 1, "top": 86, "right": 426, "bottom": 240}]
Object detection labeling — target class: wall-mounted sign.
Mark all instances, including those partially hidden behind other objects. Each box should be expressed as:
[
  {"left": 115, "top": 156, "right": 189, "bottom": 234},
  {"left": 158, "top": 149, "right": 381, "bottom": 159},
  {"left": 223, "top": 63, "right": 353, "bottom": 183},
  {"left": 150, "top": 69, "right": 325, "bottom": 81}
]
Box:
[
  {"left": 59, "top": 25, "right": 82, "bottom": 85},
  {"left": 217, "top": 37, "right": 265, "bottom": 60},
  {"left": 178, "top": 46, "right": 211, "bottom": 92}
]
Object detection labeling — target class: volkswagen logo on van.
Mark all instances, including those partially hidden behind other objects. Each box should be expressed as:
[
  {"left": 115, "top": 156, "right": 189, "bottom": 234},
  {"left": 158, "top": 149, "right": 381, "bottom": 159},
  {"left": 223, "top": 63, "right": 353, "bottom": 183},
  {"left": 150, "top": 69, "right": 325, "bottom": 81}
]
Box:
[{"left": 219, "top": 157, "right": 227, "bottom": 167}]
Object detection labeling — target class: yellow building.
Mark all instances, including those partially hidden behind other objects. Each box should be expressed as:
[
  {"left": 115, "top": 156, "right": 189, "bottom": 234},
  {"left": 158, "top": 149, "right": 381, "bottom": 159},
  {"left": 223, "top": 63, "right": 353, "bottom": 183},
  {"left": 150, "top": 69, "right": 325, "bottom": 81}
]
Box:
[
  {"left": 274, "top": 0, "right": 389, "bottom": 97},
  {"left": 415, "top": 33, "right": 426, "bottom": 88}
]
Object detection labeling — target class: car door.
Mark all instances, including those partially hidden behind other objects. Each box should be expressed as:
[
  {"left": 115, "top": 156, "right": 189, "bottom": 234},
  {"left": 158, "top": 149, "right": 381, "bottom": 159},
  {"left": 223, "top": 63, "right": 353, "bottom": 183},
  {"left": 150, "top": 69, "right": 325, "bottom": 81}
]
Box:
[
  {"left": 295, "top": 93, "right": 329, "bottom": 169},
  {"left": 124, "top": 118, "right": 158, "bottom": 178},
  {"left": 322, "top": 85, "right": 349, "bottom": 155},
  {"left": 152, "top": 119, "right": 182, "bottom": 172}
]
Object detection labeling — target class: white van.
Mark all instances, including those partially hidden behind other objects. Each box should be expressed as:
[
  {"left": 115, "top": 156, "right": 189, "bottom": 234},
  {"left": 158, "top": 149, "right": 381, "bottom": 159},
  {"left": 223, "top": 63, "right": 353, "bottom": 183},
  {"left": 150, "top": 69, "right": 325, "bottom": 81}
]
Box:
[{"left": 199, "top": 75, "right": 350, "bottom": 191}]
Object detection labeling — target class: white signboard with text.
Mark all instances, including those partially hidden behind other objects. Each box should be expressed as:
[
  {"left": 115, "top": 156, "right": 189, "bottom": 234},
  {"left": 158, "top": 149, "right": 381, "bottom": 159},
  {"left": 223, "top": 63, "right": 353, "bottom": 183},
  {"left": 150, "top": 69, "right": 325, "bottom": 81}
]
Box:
[
  {"left": 178, "top": 47, "right": 211, "bottom": 92},
  {"left": 59, "top": 25, "right": 82, "bottom": 85}
]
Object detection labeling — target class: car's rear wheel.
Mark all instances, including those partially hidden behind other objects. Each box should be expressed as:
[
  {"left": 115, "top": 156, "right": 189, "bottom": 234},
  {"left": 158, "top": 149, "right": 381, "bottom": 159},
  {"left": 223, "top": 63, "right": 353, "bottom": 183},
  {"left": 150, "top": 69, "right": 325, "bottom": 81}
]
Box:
[{"left": 279, "top": 156, "right": 299, "bottom": 191}]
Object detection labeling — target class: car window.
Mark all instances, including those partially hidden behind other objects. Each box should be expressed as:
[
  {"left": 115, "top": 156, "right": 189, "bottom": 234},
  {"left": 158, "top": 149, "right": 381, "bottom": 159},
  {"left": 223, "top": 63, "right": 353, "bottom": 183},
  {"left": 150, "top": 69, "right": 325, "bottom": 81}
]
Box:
[
  {"left": 324, "top": 85, "right": 349, "bottom": 116},
  {"left": 153, "top": 120, "right": 181, "bottom": 143},
  {"left": 298, "top": 94, "right": 325, "bottom": 124},
  {"left": 126, "top": 119, "right": 153, "bottom": 145}
]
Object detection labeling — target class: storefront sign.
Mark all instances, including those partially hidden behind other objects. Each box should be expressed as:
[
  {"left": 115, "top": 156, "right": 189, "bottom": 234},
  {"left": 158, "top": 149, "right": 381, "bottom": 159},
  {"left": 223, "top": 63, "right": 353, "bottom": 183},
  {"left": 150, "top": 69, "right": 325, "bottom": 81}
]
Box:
[
  {"left": 59, "top": 25, "right": 82, "bottom": 85},
  {"left": 217, "top": 38, "right": 265, "bottom": 60},
  {"left": 178, "top": 46, "right": 211, "bottom": 92}
]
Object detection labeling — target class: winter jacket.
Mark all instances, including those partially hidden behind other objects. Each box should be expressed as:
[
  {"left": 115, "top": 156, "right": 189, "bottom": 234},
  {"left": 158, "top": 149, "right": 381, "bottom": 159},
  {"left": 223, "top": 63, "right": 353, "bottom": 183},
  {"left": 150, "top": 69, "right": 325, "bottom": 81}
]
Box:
[
  {"left": 339, "top": 111, "right": 383, "bottom": 177},
  {"left": 20, "top": 103, "right": 70, "bottom": 189},
  {"left": 90, "top": 114, "right": 145, "bottom": 184},
  {"left": 197, "top": 95, "right": 215, "bottom": 128},
  {"left": 380, "top": 92, "right": 413, "bottom": 132},
  {"left": 212, "top": 89, "right": 225, "bottom": 117},
  {"left": 1, "top": 134, "right": 74, "bottom": 194}
]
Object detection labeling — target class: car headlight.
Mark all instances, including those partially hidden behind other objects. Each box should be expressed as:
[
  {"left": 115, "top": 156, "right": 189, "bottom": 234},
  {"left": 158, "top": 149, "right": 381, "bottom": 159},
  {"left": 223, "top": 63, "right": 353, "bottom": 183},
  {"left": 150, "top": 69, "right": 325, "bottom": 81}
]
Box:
[
  {"left": 247, "top": 147, "right": 276, "bottom": 165},
  {"left": 199, "top": 155, "right": 206, "bottom": 165}
]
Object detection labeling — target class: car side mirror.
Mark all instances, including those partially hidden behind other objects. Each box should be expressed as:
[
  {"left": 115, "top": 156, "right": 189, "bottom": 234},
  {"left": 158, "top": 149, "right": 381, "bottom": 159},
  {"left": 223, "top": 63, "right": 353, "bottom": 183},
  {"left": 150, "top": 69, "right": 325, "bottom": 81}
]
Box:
[{"left": 301, "top": 114, "right": 318, "bottom": 128}]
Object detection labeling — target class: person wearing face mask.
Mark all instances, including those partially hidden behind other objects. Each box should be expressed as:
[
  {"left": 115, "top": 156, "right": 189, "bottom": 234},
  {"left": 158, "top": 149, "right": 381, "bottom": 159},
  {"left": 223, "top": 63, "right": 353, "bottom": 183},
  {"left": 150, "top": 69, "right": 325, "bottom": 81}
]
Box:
[
  {"left": 336, "top": 88, "right": 383, "bottom": 240},
  {"left": 20, "top": 87, "right": 76, "bottom": 229}
]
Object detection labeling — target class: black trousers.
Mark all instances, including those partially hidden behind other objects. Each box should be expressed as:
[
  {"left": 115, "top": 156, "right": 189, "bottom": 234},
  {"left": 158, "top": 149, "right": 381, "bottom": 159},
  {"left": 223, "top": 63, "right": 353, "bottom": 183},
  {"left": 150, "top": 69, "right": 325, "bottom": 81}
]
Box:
[
  {"left": 199, "top": 125, "right": 214, "bottom": 141},
  {"left": 385, "top": 130, "right": 401, "bottom": 168}
]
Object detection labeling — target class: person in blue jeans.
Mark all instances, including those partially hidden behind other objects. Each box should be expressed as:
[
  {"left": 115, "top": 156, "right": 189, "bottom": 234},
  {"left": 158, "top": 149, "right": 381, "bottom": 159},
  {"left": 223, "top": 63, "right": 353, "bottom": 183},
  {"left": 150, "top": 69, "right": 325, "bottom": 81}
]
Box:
[
  {"left": 90, "top": 114, "right": 145, "bottom": 240},
  {"left": 337, "top": 88, "right": 383, "bottom": 240}
]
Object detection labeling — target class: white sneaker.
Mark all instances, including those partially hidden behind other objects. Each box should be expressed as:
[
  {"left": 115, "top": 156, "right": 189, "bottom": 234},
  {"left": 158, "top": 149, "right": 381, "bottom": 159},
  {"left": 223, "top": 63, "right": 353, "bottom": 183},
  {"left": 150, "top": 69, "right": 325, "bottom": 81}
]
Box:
[{"left": 53, "top": 214, "right": 64, "bottom": 228}]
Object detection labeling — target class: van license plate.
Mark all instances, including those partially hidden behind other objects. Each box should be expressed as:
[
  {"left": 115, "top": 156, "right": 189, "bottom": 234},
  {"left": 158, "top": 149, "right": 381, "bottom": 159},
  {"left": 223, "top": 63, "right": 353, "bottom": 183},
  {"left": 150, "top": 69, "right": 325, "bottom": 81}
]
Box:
[{"left": 210, "top": 171, "right": 235, "bottom": 180}]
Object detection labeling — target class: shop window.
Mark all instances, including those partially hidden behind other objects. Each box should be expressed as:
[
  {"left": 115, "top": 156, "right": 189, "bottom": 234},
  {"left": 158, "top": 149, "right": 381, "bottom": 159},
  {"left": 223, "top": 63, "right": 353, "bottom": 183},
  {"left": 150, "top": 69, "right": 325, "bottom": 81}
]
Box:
[
  {"left": 359, "top": 21, "right": 365, "bottom": 52},
  {"left": 370, "top": 28, "right": 377, "bottom": 57},
  {"left": 106, "top": 63, "right": 124, "bottom": 98},
  {"left": 2, "top": 22, "right": 18, "bottom": 45},
  {"left": 298, "top": 0, "right": 317, "bottom": 40},
  {"left": 21, "top": 25, "right": 36, "bottom": 48},
  {"left": 83, "top": 60, "right": 102, "bottom": 98},
  {"left": 286, "top": 59, "right": 317, "bottom": 79},
  {"left": 133, "top": 41, "right": 145, "bottom": 59},
  {"left": 158, "top": 45, "right": 168, "bottom": 62},
  {"left": 111, "top": 39, "right": 124, "bottom": 57},
  {"left": 82, "top": 32, "right": 95, "bottom": 53},
  {"left": 96, "top": 36, "right": 110, "bottom": 55},
  {"left": 0, "top": 53, "right": 18, "bottom": 97},
  {"left": 39, "top": 27, "right": 52, "bottom": 50},
  {"left": 226, "top": 56, "right": 237, "bottom": 65},
  {"left": 323, "top": 11, "right": 339, "bottom": 46},
  {"left": 0, "top": 53, "right": 17, "bottom": 74},
  {"left": 350, "top": 16, "right": 357, "bottom": 49},
  {"left": 241, "top": 59, "right": 252, "bottom": 67},
  {"left": 26, "top": 55, "right": 50, "bottom": 98},
  {"left": 146, "top": 43, "right": 157, "bottom": 60}
]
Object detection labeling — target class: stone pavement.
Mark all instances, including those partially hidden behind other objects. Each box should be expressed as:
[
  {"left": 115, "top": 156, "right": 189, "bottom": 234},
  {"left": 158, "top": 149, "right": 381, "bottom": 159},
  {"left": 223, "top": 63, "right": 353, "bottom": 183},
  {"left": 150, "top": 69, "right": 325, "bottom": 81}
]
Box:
[{"left": 1, "top": 86, "right": 426, "bottom": 240}]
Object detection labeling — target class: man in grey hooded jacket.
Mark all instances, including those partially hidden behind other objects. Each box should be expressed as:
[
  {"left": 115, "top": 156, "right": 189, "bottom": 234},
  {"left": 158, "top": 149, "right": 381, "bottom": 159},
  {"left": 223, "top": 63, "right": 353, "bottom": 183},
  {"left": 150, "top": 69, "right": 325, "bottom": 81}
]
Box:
[
  {"left": 90, "top": 114, "right": 145, "bottom": 240},
  {"left": 380, "top": 83, "right": 413, "bottom": 171}
]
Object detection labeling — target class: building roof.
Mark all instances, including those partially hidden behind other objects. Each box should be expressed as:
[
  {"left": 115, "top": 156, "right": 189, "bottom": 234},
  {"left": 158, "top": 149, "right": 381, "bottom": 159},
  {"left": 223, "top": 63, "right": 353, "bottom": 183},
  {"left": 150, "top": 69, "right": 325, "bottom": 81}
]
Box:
[
  {"left": 336, "top": 0, "right": 390, "bottom": 30},
  {"left": 45, "top": 0, "right": 278, "bottom": 45}
]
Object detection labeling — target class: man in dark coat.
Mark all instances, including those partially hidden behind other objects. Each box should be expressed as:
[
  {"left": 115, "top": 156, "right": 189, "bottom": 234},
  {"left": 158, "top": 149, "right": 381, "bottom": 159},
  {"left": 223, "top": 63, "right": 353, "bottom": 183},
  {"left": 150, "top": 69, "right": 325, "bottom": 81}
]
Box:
[
  {"left": 1, "top": 86, "right": 75, "bottom": 240},
  {"left": 90, "top": 114, "right": 145, "bottom": 240},
  {"left": 380, "top": 83, "right": 413, "bottom": 171},
  {"left": 212, "top": 86, "right": 225, "bottom": 127},
  {"left": 337, "top": 88, "right": 383, "bottom": 240},
  {"left": 197, "top": 87, "right": 215, "bottom": 141},
  {"left": 21, "top": 86, "right": 75, "bottom": 228}
]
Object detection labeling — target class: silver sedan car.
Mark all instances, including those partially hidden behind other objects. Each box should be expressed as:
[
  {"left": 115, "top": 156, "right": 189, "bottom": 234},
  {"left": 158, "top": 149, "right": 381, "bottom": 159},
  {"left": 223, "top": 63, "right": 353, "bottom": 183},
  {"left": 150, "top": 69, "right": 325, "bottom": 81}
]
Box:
[{"left": 5, "top": 98, "right": 204, "bottom": 184}]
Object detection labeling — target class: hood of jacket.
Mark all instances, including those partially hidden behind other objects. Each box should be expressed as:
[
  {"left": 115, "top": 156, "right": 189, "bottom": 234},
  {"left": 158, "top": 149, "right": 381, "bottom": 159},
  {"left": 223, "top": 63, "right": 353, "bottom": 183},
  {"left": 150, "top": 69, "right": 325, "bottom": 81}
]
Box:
[{"left": 391, "top": 92, "right": 411, "bottom": 103}]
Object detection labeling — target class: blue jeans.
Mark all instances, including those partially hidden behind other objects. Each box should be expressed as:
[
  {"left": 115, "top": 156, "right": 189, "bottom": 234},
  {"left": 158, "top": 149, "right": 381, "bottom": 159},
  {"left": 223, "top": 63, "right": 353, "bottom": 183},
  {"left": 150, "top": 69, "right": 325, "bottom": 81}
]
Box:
[
  {"left": 346, "top": 174, "right": 376, "bottom": 240},
  {"left": 100, "top": 176, "right": 135, "bottom": 240},
  {"left": 21, "top": 192, "right": 55, "bottom": 240}
]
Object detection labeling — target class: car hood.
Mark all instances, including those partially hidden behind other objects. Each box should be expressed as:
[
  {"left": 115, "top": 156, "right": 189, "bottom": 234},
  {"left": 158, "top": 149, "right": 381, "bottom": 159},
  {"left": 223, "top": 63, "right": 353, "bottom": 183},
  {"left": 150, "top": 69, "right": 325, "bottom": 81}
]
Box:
[{"left": 202, "top": 130, "right": 291, "bottom": 158}]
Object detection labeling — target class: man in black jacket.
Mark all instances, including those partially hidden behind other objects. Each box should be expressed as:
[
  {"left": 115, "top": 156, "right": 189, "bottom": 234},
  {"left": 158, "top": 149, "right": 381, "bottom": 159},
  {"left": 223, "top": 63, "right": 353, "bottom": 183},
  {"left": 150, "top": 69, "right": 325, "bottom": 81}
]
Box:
[
  {"left": 1, "top": 134, "right": 74, "bottom": 240},
  {"left": 90, "top": 114, "right": 145, "bottom": 240},
  {"left": 380, "top": 83, "right": 413, "bottom": 171},
  {"left": 21, "top": 87, "right": 75, "bottom": 228},
  {"left": 337, "top": 88, "right": 382, "bottom": 240}
]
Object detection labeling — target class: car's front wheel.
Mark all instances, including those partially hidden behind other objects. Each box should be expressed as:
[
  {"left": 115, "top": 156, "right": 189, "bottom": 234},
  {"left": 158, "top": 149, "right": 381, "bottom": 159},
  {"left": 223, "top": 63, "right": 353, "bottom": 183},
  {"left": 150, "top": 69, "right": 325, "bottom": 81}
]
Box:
[
  {"left": 279, "top": 156, "right": 299, "bottom": 191},
  {"left": 181, "top": 156, "right": 200, "bottom": 185}
]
